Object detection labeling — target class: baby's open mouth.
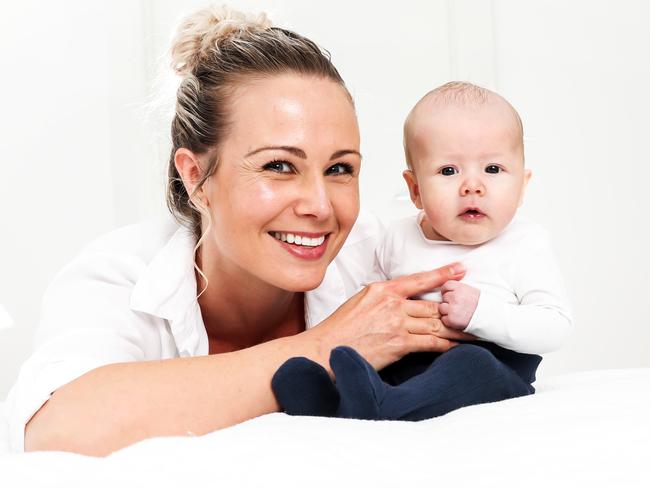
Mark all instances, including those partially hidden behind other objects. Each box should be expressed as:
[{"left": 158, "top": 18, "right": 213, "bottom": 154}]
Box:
[
  {"left": 269, "top": 232, "right": 327, "bottom": 247},
  {"left": 459, "top": 207, "right": 486, "bottom": 218}
]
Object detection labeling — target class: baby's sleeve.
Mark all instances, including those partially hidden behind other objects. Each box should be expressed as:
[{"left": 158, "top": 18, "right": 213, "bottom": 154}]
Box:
[{"left": 465, "top": 226, "right": 573, "bottom": 354}]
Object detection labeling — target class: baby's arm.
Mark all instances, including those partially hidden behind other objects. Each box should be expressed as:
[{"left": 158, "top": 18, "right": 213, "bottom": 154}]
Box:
[{"left": 461, "top": 228, "right": 573, "bottom": 354}]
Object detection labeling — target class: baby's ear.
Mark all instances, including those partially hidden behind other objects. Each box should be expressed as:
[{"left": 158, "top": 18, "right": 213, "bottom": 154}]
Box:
[
  {"left": 518, "top": 169, "right": 533, "bottom": 206},
  {"left": 524, "top": 168, "right": 532, "bottom": 185},
  {"left": 403, "top": 170, "right": 423, "bottom": 209}
]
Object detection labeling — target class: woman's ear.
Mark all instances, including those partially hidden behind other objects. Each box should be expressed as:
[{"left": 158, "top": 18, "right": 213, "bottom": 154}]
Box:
[
  {"left": 403, "top": 169, "right": 423, "bottom": 209},
  {"left": 175, "top": 148, "right": 206, "bottom": 205}
]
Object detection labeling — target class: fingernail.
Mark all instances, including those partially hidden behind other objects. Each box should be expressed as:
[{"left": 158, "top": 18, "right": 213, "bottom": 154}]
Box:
[{"left": 450, "top": 263, "right": 466, "bottom": 275}]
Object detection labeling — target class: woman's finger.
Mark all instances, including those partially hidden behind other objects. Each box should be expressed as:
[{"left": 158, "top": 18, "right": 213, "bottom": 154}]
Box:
[
  {"left": 407, "top": 334, "right": 458, "bottom": 353},
  {"left": 404, "top": 317, "right": 442, "bottom": 335},
  {"left": 403, "top": 299, "right": 439, "bottom": 318},
  {"left": 405, "top": 317, "right": 475, "bottom": 341},
  {"left": 388, "top": 263, "right": 466, "bottom": 298},
  {"left": 442, "top": 328, "right": 476, "bottom": 341}
]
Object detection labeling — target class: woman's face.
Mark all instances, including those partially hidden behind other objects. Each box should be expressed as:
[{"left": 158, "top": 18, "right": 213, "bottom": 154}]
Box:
[{"left": 202, "top": 74, "right": 361, "bottom": 292}]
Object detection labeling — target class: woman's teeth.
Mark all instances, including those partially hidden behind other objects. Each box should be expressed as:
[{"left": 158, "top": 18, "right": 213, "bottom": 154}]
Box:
[{"left": 272, "top": 232, "right": 326, "bottom": 247}]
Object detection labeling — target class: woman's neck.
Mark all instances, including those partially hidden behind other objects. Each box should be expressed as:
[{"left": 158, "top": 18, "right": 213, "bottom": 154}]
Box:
[{"left": 195, "top": 247, "right": 305, "bottom": 352}]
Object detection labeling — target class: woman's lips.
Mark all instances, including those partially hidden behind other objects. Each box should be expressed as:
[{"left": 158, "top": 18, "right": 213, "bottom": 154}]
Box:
[{"left": 269, "top": 231, "right": 330, "bottom": 260}]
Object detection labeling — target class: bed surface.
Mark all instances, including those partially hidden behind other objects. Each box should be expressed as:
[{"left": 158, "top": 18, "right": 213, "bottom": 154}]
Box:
[{"left": 1, "top": 368, "right": 649, "bottom": 487}]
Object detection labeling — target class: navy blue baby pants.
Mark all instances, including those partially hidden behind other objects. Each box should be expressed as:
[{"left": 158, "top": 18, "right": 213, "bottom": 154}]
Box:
[{"left": 272, "top": 341, "right": 542, "bottom": 421}]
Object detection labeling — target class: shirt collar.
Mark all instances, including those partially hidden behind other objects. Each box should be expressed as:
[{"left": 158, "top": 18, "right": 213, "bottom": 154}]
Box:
[
  {"left": 129, "top": 223, "right": 207, "bottom": 356},
  {"left": 128, "top": 220, "right": 350, "bottom": 352}
]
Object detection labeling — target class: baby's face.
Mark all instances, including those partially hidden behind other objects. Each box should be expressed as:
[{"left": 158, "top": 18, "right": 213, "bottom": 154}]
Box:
[{"left": 404, "top": 102, "right": 531, "bottom": 245}]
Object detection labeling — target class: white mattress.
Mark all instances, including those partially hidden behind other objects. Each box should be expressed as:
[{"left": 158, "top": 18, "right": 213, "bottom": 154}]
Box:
[{"left": 1, "top": 368, "right": 649, "bottom": 487}]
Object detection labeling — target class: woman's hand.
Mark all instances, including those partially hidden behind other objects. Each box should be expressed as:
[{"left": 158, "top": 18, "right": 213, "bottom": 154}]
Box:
[{"left": 308, "top": 263, "right": 476, "bottom": 370}]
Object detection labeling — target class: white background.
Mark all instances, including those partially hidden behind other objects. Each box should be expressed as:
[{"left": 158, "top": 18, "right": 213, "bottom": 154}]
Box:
[{"left": 1, "top": 0, "right": 649, "bottom": 399}]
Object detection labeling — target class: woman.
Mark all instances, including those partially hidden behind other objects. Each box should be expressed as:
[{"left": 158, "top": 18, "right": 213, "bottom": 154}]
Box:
[{"left": 7, "top": 6, "right": 469, "bottom": 456}]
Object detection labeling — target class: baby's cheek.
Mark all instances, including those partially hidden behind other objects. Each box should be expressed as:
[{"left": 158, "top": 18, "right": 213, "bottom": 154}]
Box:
[{"left": 423, "top": 190, "right": 453, "bottom": 220}]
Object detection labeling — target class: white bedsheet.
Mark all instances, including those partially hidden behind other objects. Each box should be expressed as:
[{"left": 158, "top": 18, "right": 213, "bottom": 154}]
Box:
[{"left": 1, "top": 368, "right": 649, "bottom": 487}]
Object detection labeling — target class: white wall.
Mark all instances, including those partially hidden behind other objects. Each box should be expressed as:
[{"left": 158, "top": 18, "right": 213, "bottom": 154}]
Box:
[
  {"left": 1, "top": 0, "right": 649, "bottom": 398},
  {"left": 492, "top": 0, "right": 650, "bottom": 376},
  {"left": 0, "top": 1, "right": 115, "bottom": 398},
  {"left": 0, "top": 0, "right": 162, "bottom": 398}
]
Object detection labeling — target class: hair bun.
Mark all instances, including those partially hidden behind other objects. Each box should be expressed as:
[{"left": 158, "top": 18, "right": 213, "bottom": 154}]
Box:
[{"left": 171, "top": 5, "right": 273, "bottom": 76}]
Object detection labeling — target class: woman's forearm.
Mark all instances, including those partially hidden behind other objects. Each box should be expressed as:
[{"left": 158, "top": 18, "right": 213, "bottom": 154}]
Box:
[
  {"left": 24, "top": 328, "right": 328, "bottom": 457},
  {"left": 24, "top": 265, "right": 467, "bottom": 456}
]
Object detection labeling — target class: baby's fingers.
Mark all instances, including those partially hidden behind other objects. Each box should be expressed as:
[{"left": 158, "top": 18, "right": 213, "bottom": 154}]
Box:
[
  {"left": 441, "top": 280, "right": 461, "bottom": 293},
  {"left": 441, "top": 314, "right": 451, "bottom": 328},
  {"left": 441, "top": 287, "right": 456, "bottom": 303}
]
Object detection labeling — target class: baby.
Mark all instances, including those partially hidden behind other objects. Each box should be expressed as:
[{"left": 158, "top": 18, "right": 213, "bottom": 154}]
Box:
[{"left": 272, "top": 82, "right": 573, "bottom": 420}]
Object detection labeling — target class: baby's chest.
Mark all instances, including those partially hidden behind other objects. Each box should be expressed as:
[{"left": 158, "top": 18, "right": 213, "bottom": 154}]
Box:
[{"left": 389, "top": 246, "right": 517, "bottom": 303}]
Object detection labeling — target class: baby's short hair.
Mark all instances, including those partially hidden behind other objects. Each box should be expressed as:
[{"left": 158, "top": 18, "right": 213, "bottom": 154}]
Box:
[
  {"left": 425, "top": 81, "right": 491, "bottom": 105},
  {"left": 404, "top": 81, "right": 524, "bottom": 169}
]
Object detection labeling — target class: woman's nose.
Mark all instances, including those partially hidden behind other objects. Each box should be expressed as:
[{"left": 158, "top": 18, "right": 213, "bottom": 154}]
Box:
[
  {"left": 459, "top": 177, "right": 485, "bottom": 196},
  {"left": 295, "top": 176, "right": 334, "bottom": 220}
]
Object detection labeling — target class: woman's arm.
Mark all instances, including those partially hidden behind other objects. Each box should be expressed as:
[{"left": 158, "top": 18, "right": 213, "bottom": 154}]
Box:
[
  {"left": 25, "top": 332, "right": 323, "bottom": 456},
  {"left": 25, "top": 264, "right": 469, "bottom": 456}
]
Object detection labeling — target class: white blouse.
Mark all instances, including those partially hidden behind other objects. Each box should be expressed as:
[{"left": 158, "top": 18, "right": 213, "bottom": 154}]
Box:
[{"left": 5, "top": 210, "right": 383, "bottom": 452}]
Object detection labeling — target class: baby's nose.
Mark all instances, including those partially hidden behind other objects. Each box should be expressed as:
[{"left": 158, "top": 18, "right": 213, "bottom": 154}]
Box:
[{"left": 460, "top": 180, "right": 485, "bottom": 195}]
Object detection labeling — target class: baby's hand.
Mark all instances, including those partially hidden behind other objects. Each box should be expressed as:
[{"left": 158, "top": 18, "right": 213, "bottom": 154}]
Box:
[{"left": 439, "top": 280, "right": 480, "bottom": 331}]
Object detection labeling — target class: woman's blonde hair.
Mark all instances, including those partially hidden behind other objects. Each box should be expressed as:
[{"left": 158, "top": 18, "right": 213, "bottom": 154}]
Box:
[{"left": 166, "top": 5, "right": 350, "bottom": 240}]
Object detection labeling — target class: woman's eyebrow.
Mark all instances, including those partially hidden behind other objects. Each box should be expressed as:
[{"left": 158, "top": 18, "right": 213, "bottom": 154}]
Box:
[
  {"left": 244, "top": 146, "right": 307, "bottom": 158},
  {"left": 331, "top": 149, "right": 362, "bottom": 160},
  {"left": 244, "top": 146, "right": 361, "bottom": 160}
]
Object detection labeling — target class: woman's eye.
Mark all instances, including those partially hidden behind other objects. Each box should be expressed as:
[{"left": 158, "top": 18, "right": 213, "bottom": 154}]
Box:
[
  {"left": 440, "top": 166, "right": 457, "bottom": 176},
  {"left": 485, "top": 165, "right": 501, "bottom": 174},
  {"left": 263, "top": 160, "right": 293, "bottom": 173},
  {"left": 326, "top": 163, "right": 354, "bottom": 176}
]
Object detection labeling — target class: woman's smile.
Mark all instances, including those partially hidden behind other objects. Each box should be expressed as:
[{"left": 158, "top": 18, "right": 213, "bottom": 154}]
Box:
[
  {"left": 195, "top": 74, "right": 360, "bottom": 292},
  {"left": 269, "top": 231, "right": 331, "bottom": 260}
]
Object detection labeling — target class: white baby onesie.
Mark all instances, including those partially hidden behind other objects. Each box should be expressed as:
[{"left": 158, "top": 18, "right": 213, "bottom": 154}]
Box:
[{"left": 376, "top": 212, "right": 573, "bottom": 354}]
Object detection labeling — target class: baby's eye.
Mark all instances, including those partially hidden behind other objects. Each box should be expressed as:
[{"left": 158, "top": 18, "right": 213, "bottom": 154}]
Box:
[
  {"left": 440, "top": 166, "right": 458, "bottom": 176},
  {"left": 485, "top": 165, "right": 502, "bottom": 174},
  {"left": 263, "top": 160, "right": 294, "bottom": 173},
  {"left": 325, "top": 163, "right": 354, "bottom": 176}
]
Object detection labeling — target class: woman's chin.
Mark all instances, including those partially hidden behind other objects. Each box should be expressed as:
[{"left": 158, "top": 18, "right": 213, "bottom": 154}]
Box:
[{"left": 280, "top": 272, "right": 327, "bottom": 293}]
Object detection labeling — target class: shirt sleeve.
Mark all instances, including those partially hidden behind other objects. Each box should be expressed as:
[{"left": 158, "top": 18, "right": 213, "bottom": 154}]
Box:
[
  {"left": 372, "top": 231, "right": 390, "bottom": 283},
  {"left": 465, "top": 228, "right": 573, "bottom": 354},
  {"left": 337, "top": 210, "right": 387, "bottom": 290},
  {"left": 5, "top": 251, "right": 153, "bottom": 453}
]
